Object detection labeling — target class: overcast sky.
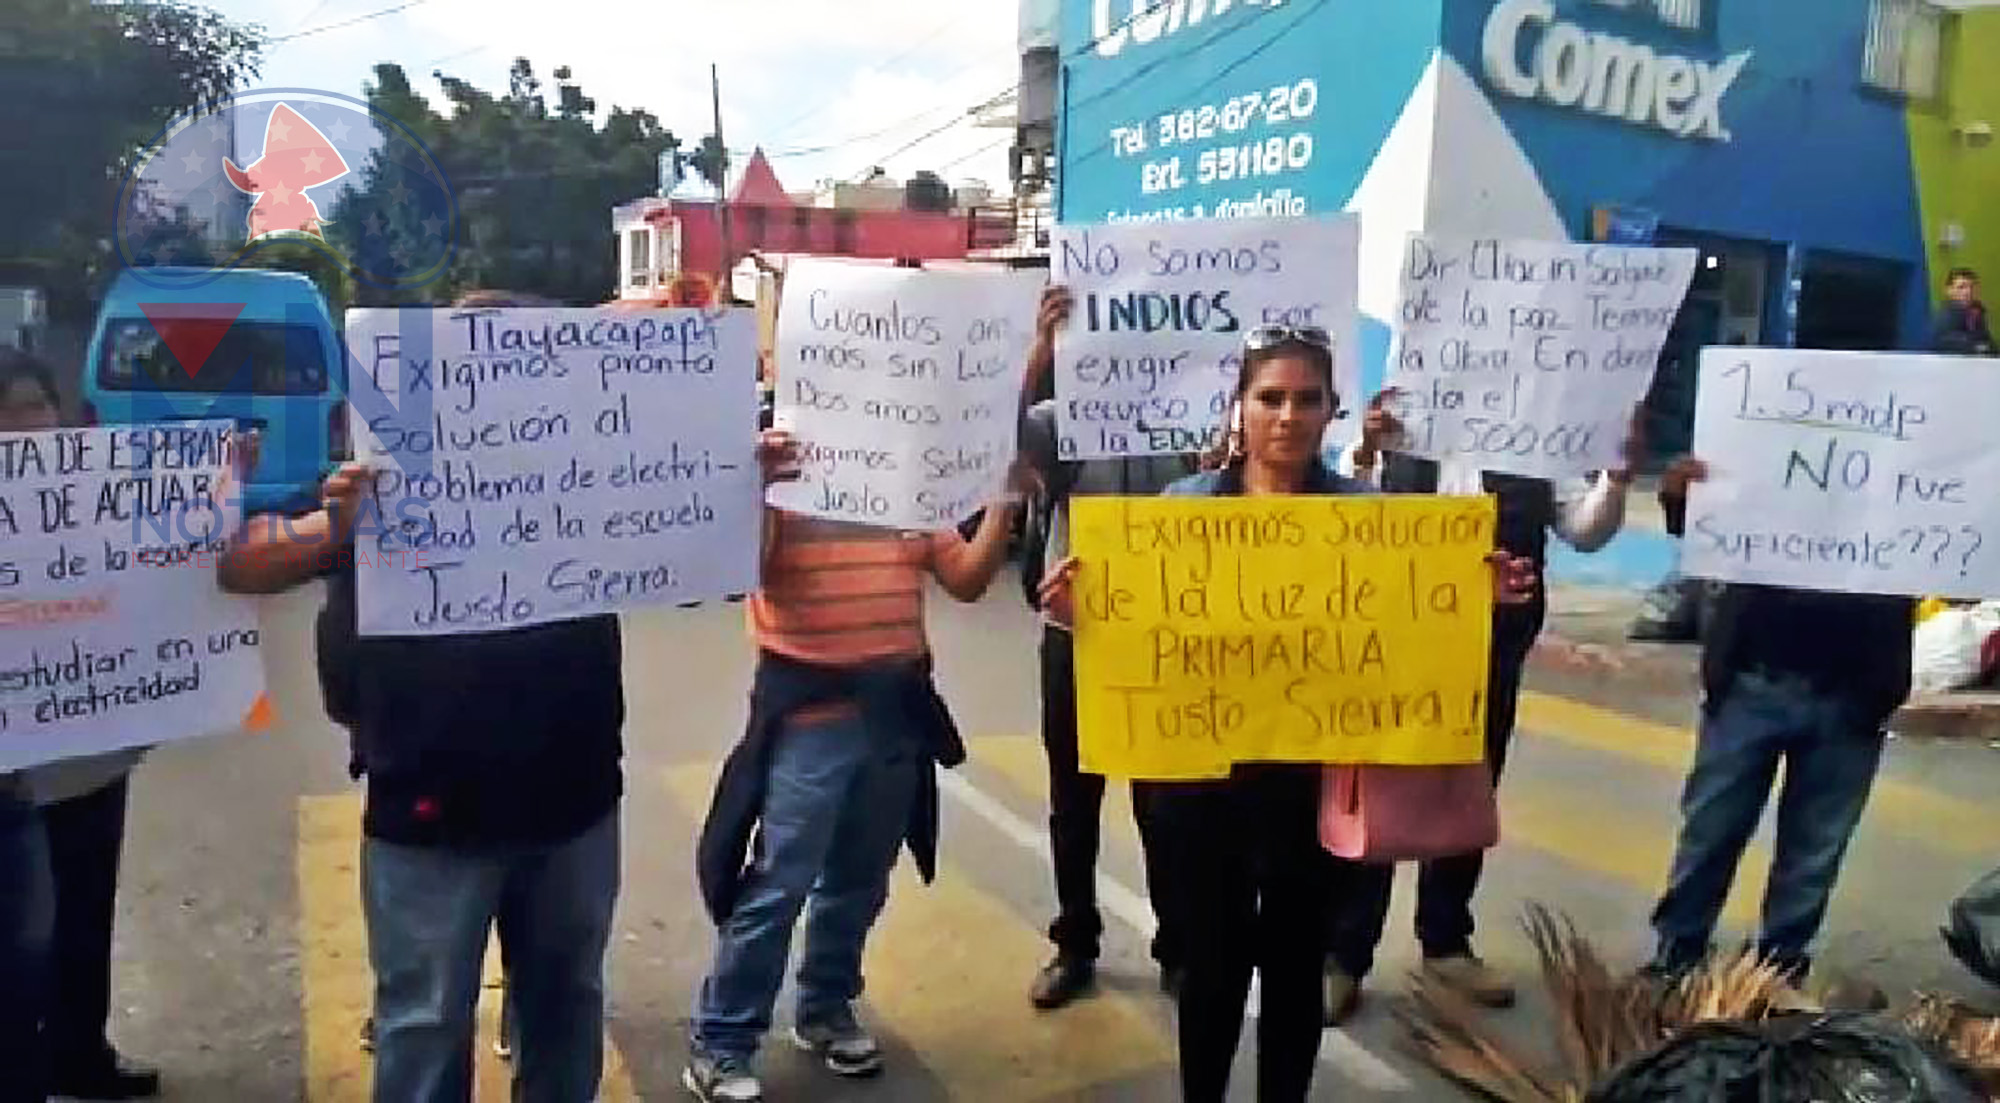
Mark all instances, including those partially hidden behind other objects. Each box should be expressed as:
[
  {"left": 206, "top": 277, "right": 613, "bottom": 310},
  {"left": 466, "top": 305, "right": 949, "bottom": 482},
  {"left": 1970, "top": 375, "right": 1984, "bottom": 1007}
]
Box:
[{"left": 198, "top": 0, "right": 1022, "bottom": 195}]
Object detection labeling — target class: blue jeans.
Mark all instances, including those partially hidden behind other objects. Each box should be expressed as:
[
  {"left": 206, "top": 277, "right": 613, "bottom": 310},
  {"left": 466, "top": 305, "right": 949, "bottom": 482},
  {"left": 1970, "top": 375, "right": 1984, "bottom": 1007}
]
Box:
[
  {"left": 361, "top": 811, "right": 619, "bottom": 1103},
  {"left": 0, "top": 790, "right": 53, "bottom": 1103},
  {"left": 693, "top": 709, "right": 919, "bottom": 1061},
  {"left": 1652, "top": 673, "right": 1887, "bottom": 972}
]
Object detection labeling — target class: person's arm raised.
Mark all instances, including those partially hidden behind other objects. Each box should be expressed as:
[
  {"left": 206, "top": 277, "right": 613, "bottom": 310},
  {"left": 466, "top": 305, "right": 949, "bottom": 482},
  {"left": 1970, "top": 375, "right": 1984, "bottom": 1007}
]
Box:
[
  {"left": 930, "top": 462, "right": 1035, "bottom": 603},
  {"left": 218, "top": 463, "right": 372, "bottom": 594},
  {"left": 1020, "top": 285, "right": 1071, "bottom": 413}
]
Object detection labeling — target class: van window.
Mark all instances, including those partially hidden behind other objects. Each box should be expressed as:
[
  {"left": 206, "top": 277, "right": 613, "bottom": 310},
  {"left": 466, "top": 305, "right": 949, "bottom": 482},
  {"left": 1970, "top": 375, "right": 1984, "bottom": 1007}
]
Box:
[{"left": 97, "top": 317, "right": 330, "bottom": 395}]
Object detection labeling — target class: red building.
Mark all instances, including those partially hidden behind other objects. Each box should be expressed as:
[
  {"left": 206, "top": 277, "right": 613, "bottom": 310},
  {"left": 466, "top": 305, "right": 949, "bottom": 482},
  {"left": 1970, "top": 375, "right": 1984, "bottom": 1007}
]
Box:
[{"left": 613, "top": 150, "right": 1016, "bottom": 302}]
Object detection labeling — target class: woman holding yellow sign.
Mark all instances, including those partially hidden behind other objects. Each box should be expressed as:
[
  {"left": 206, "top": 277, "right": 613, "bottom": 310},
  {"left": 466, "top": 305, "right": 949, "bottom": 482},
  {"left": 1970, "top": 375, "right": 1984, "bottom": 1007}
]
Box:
[{"left": 1040, "top": 327, "right": 1537, "bottom": 1103}]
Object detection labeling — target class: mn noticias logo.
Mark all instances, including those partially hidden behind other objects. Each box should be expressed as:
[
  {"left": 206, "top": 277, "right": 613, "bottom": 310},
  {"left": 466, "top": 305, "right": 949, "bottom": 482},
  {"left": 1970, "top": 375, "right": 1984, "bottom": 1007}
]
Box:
[{"left": 115, "top": 88, "right": 458, "bottom": 290}]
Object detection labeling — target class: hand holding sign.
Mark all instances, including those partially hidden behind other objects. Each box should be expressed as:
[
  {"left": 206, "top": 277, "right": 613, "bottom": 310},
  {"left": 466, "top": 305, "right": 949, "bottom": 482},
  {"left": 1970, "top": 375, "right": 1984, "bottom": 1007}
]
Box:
[{"left": 768, "top": 261, "right": 1042, "bottom": 530}]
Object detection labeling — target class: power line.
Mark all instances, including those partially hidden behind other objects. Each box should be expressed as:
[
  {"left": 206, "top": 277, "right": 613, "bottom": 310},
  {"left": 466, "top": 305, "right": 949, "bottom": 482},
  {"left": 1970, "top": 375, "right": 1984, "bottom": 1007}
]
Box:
[
  {"left": 758, "top": 102, "right": 966, "bottom": 160},
  {"left": 760, "top": 15, "right": 964, "bottom": 147},
  {"left": 935, "top": 132, "right": 1012, "bottom": 174},
  {"left": 838, "top": 0, "right": 1278, "bottom": 178},
  {"left": 266, "top": 0, "right": 428, "bottom": 44},
  {"left": 849, "top": 86, "right": 1014, "bottom": 177}
]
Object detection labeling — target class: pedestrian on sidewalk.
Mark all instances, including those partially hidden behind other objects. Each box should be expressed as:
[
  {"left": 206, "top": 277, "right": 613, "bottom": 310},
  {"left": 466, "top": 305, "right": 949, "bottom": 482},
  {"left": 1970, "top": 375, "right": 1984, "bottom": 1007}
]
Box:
[
  {"left": 1645, "top": 458, "right": 1915, "bottom": 981},
  {"left": 1014, "top": 286, "right": 1192, "bottom": 1010},
  {"left": 1319, "top": 400, "right": 1636, "bottom": 1022},
  {"left": 684, "top": 430, "right": 1026, "bottom": 1103},
  {"left": 1040, "top": 328, "right": 1537, "bottom": 1102},
  {"left": 0, "top": 348, "right": 160, "bottom": 1101},
  {"left": 1932, "top": 267, "right": 1995, "bottom": 356},
  {"left": 220, "top": 292, "right": 626, "bottom": 1103}
]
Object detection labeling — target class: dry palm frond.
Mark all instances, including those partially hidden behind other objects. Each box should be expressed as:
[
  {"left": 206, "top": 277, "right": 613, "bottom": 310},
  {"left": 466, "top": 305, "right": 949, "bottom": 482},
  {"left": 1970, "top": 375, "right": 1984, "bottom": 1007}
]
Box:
[
  {"left": 1522, "top": 904, "right": 1661, "bottom": 1085},
  {"left": 1401, "top": 968, "right": 1574, "bottom": 1103},
  {"left": 1403, "top": 906, "right": 1837, "bottom": 1102},
  {"left": 1660, "top": 946, "right": 1804, "bottom": 1028},
  {"left": 1906, "top": 993, "right": 2000, "bottom": 1092}
]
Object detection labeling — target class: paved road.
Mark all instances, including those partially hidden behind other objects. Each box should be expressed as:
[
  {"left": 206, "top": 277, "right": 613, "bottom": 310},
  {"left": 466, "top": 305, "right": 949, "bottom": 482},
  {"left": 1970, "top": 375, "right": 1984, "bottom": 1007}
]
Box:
[{"left": 100, "top": 580, "right": 2000, "bottom": 1101}]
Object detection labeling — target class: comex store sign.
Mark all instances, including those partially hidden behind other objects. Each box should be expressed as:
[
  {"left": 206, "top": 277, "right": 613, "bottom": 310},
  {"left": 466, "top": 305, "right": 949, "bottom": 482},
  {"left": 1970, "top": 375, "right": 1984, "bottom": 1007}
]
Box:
[{"left": 1481, "top": 0, "right": 1753, "bottom": 141}]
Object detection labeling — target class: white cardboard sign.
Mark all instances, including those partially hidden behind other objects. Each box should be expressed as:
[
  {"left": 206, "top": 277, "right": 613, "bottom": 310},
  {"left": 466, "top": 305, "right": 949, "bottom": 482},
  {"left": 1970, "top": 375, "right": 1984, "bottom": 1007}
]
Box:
[
  {"left": 1680, "top": 347, "right": 2000, "bottom": 597},
  {"left": 0, "top": 423, "right": 264, "bottom": 769},
  {"left": 345, "top": 306, "right": 761, "bottom": 635},
  {"left": 767, "top": 261, "right": 1043, "bottom": 530},
  {"left": 1385, "top": 235, "right": 1696, "bottom": 479},
  {"left": 1053, "top": 215, "right": 1360, "bottom": 459}
]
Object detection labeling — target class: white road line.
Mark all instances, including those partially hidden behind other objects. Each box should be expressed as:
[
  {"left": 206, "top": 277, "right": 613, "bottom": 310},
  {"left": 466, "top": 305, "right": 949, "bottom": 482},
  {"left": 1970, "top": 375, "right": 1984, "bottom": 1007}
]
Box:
[{"left": 937, "top": 769, "right": 1414, "bottom": 1095}]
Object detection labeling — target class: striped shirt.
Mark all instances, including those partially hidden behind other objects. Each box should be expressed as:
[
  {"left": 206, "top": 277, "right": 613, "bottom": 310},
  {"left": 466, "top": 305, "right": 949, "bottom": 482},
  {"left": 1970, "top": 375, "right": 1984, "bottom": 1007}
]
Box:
[{"left": 750, "top": 512, "right": 954, "bottom": 668}]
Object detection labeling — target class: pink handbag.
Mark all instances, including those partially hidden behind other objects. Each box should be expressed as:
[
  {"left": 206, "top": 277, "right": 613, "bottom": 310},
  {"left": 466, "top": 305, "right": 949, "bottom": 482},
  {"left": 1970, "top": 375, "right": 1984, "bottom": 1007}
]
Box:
[{"left": 1320, "top": 763, "right": 1500, "bottom": 863}]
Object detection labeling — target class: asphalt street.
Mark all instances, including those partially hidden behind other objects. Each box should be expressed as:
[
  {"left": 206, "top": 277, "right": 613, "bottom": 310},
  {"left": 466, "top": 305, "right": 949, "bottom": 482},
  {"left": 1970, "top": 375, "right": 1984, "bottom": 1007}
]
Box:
[{"left": 92, "top": 578, "right": 2000, "bottom": 1101}]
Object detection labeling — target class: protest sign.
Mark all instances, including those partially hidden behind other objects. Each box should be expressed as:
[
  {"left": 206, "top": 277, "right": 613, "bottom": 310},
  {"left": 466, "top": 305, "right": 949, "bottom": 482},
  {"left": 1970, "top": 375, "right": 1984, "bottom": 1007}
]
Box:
[
  {"left": 1385, "top": 235, "right": 1696, "bottom": 479},
  {"left": 345, "top": 306, "right": 760, "bottom": 636},
  {"left": 1069, "top": 495, "right": 1494, "bottom": 780},
  {"left": 767, "top": 260, "right": 1043, "bottom": 530},
  {"left": 1053, "top": 215, "right": 1359, "bottom": 460},
  {"left": 0, "top": 423, "right": 264, "bottom": 770},
  {"left": 1679, "top": 347, "right": 2000, "bottom": 597}
]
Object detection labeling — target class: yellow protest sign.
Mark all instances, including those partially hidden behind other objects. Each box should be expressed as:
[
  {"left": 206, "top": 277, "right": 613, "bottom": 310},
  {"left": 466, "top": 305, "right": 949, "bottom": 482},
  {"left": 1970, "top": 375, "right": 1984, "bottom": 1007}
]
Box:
[{"left": 1071, "top": 495, "right": 1497, "bottom": 780}]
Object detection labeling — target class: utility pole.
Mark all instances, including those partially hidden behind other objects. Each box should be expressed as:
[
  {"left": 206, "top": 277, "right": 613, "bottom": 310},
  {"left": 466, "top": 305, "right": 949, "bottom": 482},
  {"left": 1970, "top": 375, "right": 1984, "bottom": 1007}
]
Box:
[{"left": 711, "top": 63, "right": 734, "bottom": 298}]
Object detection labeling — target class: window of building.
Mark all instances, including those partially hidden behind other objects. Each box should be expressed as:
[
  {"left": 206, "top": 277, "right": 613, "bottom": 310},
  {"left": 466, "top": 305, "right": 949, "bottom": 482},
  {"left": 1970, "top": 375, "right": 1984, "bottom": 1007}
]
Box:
[
  {"left": 1865, "top": 0, "right": 1947, "bottom": 101},
  {"left": 1651, "top": 0, "right": 1703, "bottom": 31},
  {"left": 1590, "top": 0, "right": 1705, "bottom": 31},
  {"left": 627, "top": 228, "right": 651, "bottom": 287}
]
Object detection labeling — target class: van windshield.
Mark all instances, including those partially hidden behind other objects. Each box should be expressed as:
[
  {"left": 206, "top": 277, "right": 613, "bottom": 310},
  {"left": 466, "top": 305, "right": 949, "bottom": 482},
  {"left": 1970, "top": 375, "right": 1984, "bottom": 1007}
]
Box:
[{"left": 97, "top": 317, "right": 331, "bottom": 395}]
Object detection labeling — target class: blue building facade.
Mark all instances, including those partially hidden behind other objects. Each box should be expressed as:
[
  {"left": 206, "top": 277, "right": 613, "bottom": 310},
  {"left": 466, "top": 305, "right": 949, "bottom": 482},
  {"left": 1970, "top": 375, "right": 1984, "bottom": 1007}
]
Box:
[{"left": 1057, "top": 0, "right": 1959, "bottom": 458}]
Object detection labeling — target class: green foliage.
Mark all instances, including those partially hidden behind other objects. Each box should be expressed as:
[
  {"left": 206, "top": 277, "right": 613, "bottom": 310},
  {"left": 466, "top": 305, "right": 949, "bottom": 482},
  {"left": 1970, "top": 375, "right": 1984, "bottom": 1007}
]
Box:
[
  {"left": 331, "top": 57, "right": 713, "bottom": 307},
  {"left": 0, "top": 0, "right": 262, "bottom": 319}
]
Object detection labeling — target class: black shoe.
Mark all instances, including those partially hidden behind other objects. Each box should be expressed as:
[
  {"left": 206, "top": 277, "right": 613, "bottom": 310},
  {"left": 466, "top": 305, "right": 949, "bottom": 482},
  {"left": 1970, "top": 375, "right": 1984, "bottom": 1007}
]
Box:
[
  {"left": 49, "top": 1052, "right": 161, "bottom": 1100},
  {"left": 1030, "top": 955, "right": 1096, "bottom": 1010}
]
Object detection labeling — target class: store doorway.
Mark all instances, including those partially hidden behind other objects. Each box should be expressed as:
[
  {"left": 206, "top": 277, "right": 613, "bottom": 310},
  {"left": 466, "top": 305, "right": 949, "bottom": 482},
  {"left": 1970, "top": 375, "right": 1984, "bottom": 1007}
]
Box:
[
  {"left": 1798, "top": 251, "right": 1907, "bottom": 351},
  {"left": 1644, "top": 232, "right": 1779, "bottom": 465}
]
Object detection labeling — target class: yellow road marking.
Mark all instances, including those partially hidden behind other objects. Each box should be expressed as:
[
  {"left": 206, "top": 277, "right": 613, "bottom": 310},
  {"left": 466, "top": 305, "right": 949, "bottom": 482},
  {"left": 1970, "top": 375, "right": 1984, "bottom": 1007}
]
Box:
[
  {"left": 1518, "top": 691, "right": 2000, "bottom": 858},
  {"left": 969, "top": 731, "right": 1763, "bottom": 927},
  {"left": 662, "top": 765, "right": 1173, "bottom": 1101},
  {"left": 296, "top": 794, "right": 637, "bottom": 1101}
]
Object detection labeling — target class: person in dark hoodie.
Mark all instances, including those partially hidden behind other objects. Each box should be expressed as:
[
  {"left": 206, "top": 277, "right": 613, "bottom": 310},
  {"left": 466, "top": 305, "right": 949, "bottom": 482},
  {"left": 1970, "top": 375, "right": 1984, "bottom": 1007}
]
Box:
[
  {"left": 685, "top": 428, "right": 1024, "bottom": 1103},
  {"left": 1932, "top": 268, "right": 1995, "bottom": 356},
  {"left": 1015, "top": 286, "right": 1193, "bottom": 1010},
  {"left": 219, "top": 292, "right": 634, "bottom": 1103},
  {"left": 1646, "top": 457, "right": 1916, "bottom": 981}
]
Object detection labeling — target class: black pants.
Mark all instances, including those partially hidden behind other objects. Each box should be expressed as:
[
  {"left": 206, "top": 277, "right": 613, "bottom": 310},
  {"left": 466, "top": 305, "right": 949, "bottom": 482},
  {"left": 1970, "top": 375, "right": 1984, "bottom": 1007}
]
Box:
[
  {"left": 1039, "top": 628, "right": 1180, "bottom": 966},
  {"left": 1156, "top": 765, "right": 1329, "bottom": 1103},
  {"left": 1328, "top": 608, "right": 1540, "bottom": 977},
  {"left": 41, "top": 776, "right": 130, "bottom": 1075}
]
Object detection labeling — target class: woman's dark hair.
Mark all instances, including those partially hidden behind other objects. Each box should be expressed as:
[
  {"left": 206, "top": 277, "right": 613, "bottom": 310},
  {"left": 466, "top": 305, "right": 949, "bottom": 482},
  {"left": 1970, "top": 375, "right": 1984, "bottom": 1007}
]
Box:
[
  {"left": 1200, "top": 337, "right": 1338, "bottom": 471},
  {"left": 0, "top": 346, "right": 61, "bottom": 412}
]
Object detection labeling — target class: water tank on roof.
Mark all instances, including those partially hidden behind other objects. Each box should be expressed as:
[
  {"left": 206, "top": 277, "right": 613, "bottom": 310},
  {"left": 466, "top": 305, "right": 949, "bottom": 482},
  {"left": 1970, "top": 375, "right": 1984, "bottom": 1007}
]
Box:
[{"left": 1019, "top": 0, "right": 1059, "bottom": 51}]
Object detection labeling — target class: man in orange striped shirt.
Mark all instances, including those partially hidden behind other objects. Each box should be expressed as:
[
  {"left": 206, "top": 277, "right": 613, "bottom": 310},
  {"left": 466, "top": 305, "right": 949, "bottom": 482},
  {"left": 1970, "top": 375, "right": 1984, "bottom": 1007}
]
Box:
[{"left": 686, "top": 429, "right": 1025, "bottom": 1103}]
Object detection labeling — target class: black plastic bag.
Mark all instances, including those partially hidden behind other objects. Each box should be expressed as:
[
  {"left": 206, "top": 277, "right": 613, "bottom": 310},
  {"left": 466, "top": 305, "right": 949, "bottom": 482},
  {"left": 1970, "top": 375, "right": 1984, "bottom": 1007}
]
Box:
[
  {"left": 1628, "top": 572, "right": 1719, "bottom": 644},
  {"left": 1590, "top": 1013, "right": 1986, "bottom": 1103},
  {"left": 1944, "top": 866, "right": 2000, "bottom": 987}
]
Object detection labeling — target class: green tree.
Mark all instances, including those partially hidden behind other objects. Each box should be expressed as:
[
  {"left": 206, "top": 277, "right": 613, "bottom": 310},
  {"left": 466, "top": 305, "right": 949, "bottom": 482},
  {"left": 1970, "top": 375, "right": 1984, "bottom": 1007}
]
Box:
[
  {"left": 332, "top": 58, "right": 705, "bottom": 306},
  {"left": 0, "top": 0, "right": 261, "bottom": 318}
]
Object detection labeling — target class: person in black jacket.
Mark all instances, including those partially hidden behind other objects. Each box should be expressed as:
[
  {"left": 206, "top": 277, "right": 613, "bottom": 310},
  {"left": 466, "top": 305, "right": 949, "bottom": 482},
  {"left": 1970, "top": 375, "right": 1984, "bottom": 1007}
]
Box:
[
  {"left": 1932, "top": 268, "right": 1995, "bottom": 356},
  {"left": 1322, "top": 403, "right": 1634, "bottom": 1020},
  {"left": 1646, "top": 458, "right": 1915, "bottom": 980}
]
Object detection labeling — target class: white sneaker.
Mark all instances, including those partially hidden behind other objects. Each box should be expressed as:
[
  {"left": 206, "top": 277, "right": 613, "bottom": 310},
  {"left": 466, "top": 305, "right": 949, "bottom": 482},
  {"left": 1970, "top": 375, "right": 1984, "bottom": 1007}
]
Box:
[
  {"left": 682, "top": 1050, "right": 761, "bottom": 1102},
  {"left": 790, "top": 1006, "right": 884, "bottom": 1078}
]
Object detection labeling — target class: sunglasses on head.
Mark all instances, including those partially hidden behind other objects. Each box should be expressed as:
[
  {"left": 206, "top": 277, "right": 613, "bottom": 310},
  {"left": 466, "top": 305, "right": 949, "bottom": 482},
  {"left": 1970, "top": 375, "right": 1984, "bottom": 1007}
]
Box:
[{"left": 1244, "top": 324, "right": 1332, "bottom": 352}]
